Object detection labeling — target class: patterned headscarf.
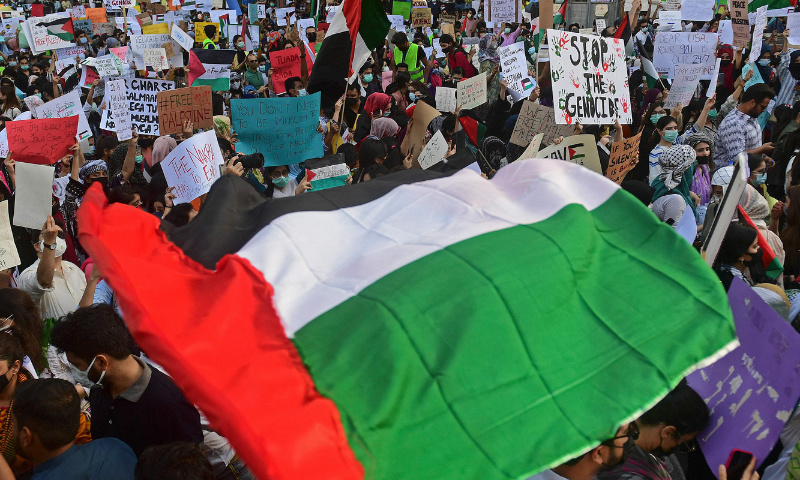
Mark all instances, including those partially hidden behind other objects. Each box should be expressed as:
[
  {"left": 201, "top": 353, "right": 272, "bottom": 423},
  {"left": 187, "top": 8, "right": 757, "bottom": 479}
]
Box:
[
  {"left": 711, "top": 165, "right": 735, "bottom": 194},
  {"left": 78, "top": 159, "right": 108, "bottom": 181},
  {"left": 659, "top": 145, "right": 696, "bottom": 190},
  {"left": 686, "top": 131, "right": 714, "bottom": 204},
  {"left": 741, "top": 184, "right": 771, "bottom": 227},
  {"left": 370, "top": 117, "right": 399, "bottom": 139},
  {"left": 685, "top": 130, "right": 715, "bottom": 156},
  {"left": 478, "top": 33, "right": 500, "bottom": 64}
]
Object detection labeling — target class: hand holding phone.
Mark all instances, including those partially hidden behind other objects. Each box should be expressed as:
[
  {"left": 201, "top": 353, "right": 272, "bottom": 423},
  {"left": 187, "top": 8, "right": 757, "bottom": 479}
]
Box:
[{"left": 721, "top": 450, "right": 758, "bottom": 480}]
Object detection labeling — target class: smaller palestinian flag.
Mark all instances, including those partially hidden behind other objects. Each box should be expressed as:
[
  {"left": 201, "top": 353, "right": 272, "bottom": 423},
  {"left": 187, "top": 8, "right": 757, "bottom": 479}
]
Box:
[
  {"left": 738, "top": 205, "right": 783, "bottom": 279},
  {"left": 188, "top": 49, "right": 236, "bottom": 91},
  {"left": 553, "top": 0, "right": 567, "bottom": 24},
  {"left": 642, "top": 57, "right": 659, "bottom": 89},
  {"left": 219, "top": 14, "right": 229, "bottom": 39},
  {"left": 459, "top": 113, "right": 486, "bottom": 149},
  {"left": 304, "top": 154, "right": 350, "bottom": 190},
  {"left": 41, "top": 15, "right": 75, "bottom": 42},
  {"left": 614, "top": 11, "right": 634, "bottom": 56}
]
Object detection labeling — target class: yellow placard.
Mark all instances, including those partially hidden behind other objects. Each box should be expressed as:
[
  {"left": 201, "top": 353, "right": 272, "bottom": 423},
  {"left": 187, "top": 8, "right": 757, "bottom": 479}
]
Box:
[
  {"left": 194, "top": 21, "right": 220, "bottom": 43},
  {"left": 142, "top": 23, "right": 168, "bottom": 34}
]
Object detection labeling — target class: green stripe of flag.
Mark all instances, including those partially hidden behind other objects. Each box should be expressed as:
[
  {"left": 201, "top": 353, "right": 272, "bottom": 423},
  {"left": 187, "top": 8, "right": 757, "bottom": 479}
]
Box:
[
  {"left": 192, "top": 77, "right": 229, "bottom": 91},
  {"left": 358, "top": 0, "right": 391, "bottom": 48}
]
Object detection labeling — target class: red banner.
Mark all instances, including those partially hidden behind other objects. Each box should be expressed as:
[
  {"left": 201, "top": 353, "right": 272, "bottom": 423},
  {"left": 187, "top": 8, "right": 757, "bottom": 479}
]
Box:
[
  {"left": 7, "top": 117, "right": 79, "bottom": 165},
  {"left": 269, "top": 47, "right": 314, "bottom": 95}
]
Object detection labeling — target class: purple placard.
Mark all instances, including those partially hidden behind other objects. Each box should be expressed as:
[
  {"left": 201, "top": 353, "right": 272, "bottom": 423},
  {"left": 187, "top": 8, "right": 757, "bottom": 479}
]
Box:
[{"left": 686, "top": 278, "right": 800, "bottom": 475}]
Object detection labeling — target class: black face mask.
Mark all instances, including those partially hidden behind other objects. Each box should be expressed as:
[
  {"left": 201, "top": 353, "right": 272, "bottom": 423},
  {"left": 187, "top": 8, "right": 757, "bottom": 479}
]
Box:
[
  {"left": 138, "top": 137, "right": 155, "bottom": 149},
  {"left": 345, "top": 97, "right": 359, "bottom": 106},
  {"left": 0, "top": 370, "right": 13, "bottom": 393},
  {"left": 442, "top": 46, "right": 451, "bottom": 53},
  {"left": 91, "top": 177, "right": 109, "bottom": 188},
  {"left": 790, "top": 62, "right": 800, "bottom": 80},
  {"left": 696, "top": 155, "right": 710, "bottom": 164},
  {"left": 307, "top": 32, "right": 317, "bottom": 42},
  {"left": 721, "top": 59, "right": 732, "bottom": 67}
]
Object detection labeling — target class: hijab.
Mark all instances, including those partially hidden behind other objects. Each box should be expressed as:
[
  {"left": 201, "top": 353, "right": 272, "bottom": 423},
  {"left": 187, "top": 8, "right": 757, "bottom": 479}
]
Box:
[
  {"left": 741, "top": 184, "right": 771, "bottom": 228},
  {"left": 370, "top": 117, "right": 400, "bottom": 138},
  {"left": 686, "top": 131, "right": 714, "bottom": 205},
  {"left": 151, "top": 136, "right": 177, "bottom": 165},
  {"left": 790, "top": 50, "right": 800, "bottom": 80},
  {"left": 364, "top": 93, "right": 391, "bottom": 117},
  {"left": 478, "top": 33, "right": 500, "bottom": 63},
  {"left": 756, "top": 43, "right": 772, "bottom": 82},
  {"left": 213, "top": 115, "right": 232, "bottom": 139},
  {"left": 719, "top": 45, "right": 735, "bottom": 91},
  {"left": 711, "top": 165, "right": 735, "bottom": 195},
  {"left": 652, "top": 144, "right": 697, "bottom": 213}
]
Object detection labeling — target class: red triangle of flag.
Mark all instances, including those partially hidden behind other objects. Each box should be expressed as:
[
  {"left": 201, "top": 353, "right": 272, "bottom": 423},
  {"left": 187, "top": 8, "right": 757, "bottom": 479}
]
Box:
[
  {"left": 187, "top": 50, "right": 207, "bottom": 86},
  {"left": 305, "top": 168, "right": 317, "bottom": 182},
  {"left": 568, "top": 147, "right": 576, "bottom": 159}
]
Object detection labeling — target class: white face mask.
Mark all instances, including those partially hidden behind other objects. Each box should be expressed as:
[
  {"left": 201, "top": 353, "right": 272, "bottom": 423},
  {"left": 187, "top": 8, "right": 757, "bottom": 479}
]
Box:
[
  {"left": 82, "top": 355, "right": 106, "bottom": 386},
  {"left": 38, "top": 237, "right": 67, "bottom": 258}
]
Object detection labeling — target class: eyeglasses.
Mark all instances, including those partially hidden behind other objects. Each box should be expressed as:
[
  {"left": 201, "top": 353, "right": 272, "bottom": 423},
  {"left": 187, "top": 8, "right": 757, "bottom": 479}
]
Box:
[
  {"left": 612, "top": 422, "right": 640, "bottom": 442},
  {"left": 674, "top": 429, "right": 698, "bottom": 453}
]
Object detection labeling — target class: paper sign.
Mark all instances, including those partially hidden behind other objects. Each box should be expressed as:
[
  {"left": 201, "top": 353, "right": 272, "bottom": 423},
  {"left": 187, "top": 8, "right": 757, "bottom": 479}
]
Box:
[
  {"left": 55, "top": 46, "right": 87, "bottom": 62},
  {"left": 105, "top": 0, "right": 134, "bottom": 9},
  {"left": 663, "top": 64, "right": 705, "bottom": 109},
  {"left": 719, "top": 20, "right": 734, "bottom": 45},
  {"left": 92, "top": 22, "right": 114, "bottom": 36},
  {"left": 142, "top": 23, "right": 169, "bottom": 34},
  {"left": 491, "top": 0, "right": 516, "bottom": 23},
  {"left": 143, "top": 47, "right": 169, "bottom": 70},
  {"left": 605, "top": 132, "right": 642, "bottom": 183},
  {"left": 388, "top": 14, "right": 404, "bottom": 30},
  {"left": 749, "top": 6, "right": 767, "bottom": 64},
  {"left": 26, "top": 13, "right": 75, "bottom": 53},
  {"left": 129, "top": 34, "right": 184, "bottom": 70},
  {"left": 418, "top": 130, "right": 449, "bottom": 169},
  {"left": 101, "top": 78, "right": 175, "bottom": 135},
  {"left": 12, "top": 163, "right": 54, "bottom": 229},
  {"left": 680, "top": 0, "right": 714, "bottom": 21},
  {"left": 730, "top": 0, "right": 750, "bottom": 49},
  {"left": 654, "top": 31, "right": 718, "bottom": 79},
  {"left": 94, "top": 54, "right": 121, "bottom": 77},
  {"left": 534, "top": 134, "right": 603, "bottom": 174},
  {"left": 161, "top": 42, "right": 176, "bottom": 59},
  {"left": 0, "top": 201, "right": 19, "bottom": 270},
  {"left": 71, "top": 5, "right": 86, "bottom": 19},
  {"left": 547, "top": 30, "right": 632, "bottom": 125},
  {"left": 157, "top": 86, "right": 213, "bottom": 134},
  {"left": 519, "top": 133, "right": 544, "bottom": 160},
  {"left": 392, "top": 1, "right": 411, "bottom": 19},
  {"left": 435, "top": 86, "right": 457, "bottom": 113},
  {"left": 708, "top": 58, "right": 722, "bottom": 97},
  {"left": 269, "top": 47, "right": 314, "bottom": 95},
  {"left": 405, "top": 100, "right": 440, "bottom": 164},
  {"left": 275, "top": 7, "right": 296, "bottom": 25},
  {"left": 766, "top": 7, "right": 792, "bottom": 16},
  {"left": 171, "top": 24, "right": 193, "bottom": 52},
  {"left": 231, "top": 94, "right": 324, "bottom": 167},
  {"left": 595, "top": 19, "right": 606, "bottom": 33},
  {"left": 498, "top": 41, "right": 530, "bottom": 94},
  {"left": 457, "top": 72, "right": 487, "bottom": 110},
  {"left": 85, "top": 8, "right": 107, "bottom": 23},
  {"left": 194, "top": 21, "right": 219, "bottom": 43},
  {"left": 510, "top": 102, "right": 575, "bottom": 147},
  {"left": 161, "top": 130, "right": 225, "bottom": 204},
  {"left": 411, "top": 7, "right": 432, "bottom": 28},
  {"left": 34, "top": 90, "right": 92, "bottom": 141},
  {"left": 659, "top": 10, "right": 682, "bottom": 29},
  {"left": 686, "top": 278, "right": 800, "bottom": 476},
  {"left": 107, "top": 79, "right": 132, "bottom": 141},
  {"left": 787, "top": 13, "right": 800, "bottom": 45},
  {"left": 7, "top": 117, "right": 78, "bottom": 165},
  {"left": 73, "top": 19, "right": 92, "bottom": 36}
]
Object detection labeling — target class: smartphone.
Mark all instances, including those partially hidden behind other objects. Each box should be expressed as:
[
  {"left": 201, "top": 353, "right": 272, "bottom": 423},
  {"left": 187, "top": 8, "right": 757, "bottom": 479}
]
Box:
[{"left": 725, "top": 449, "right": 754, "bottom": 480}]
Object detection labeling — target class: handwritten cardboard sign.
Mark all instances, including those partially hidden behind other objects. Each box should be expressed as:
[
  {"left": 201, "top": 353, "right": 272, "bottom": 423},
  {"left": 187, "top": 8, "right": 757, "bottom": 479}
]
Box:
[
  {"left": 418, "top": 130, "right": 449, "bottom": 169},
  {"left": 411, "top": 7, "right": 432, "bottom": 27},
  {"left": 157, "top": 86, "right": 213, "bottom": 134},
  {"left": 85, "top": 8, "right": 107, "bottom": 23},
  {"left": 548, "top": 29, "right": 632, "bottom": 125},
  {"left": 457, "top": 72, "right": 487, "bottom": 110},
  {"left": 6, "top": 117, "right": 78, "bottom": 165},
  {"left": 269, "top": 47, "right": 314, "bottom": 95},
  {"left": 129, "top": 34, "right": 183, "bottom": 70},
  {"left": 606, "top": 132, "right": 642, "bottom": 183},
  {"left": 687, "top": 278, "right": 800, "bottom": 475},
  {"left": 654, "top": 31, "right": 718, "bottom": 79},
  {"left": 143, "top": 47, "right": 169, "bottom": 71},
  {"left": 435, "top": 86, "right": 457, "bottom": 113},
  {"left": 12, "top": 162, "right": 54, "bottom": 230},
  {"left": 162, "top": 130, "right": 225, "bottom": 204},
  {"left": 490, "top": 0, "right": 516, "bottom": 23},
  {"left": 161, "top": 41, "right": 175, "bottom": 59},
  {"left": 94, "top": 54, "right": 121, "bottom": 77},
  {"left": 510, "top": 101, "right": 574, "bottom": 147},
  {"left": 749, "top": 6, "right": 767, "bottom": 64},
  {"left": 498, "top": 41, "right": 530, "bottom": 94},
  {"left": 92, "top": 22, "right": 114, "bottom": 36},
  {"left": 535, "top": 134, "right": 602, "bottom": 174},
  {"left": 107, "top": 79, "right": 132, "bottom": 141},
  {"left": 101, "top": 78, "right": 175, "bottom": 135},
  {"left": 664, "top": 64, "right": 705, "bottom": 109},
  {"left": 231, "top": 94, "right": 324, "bottom": 167},
  {"left": 0, "top": 201, "right": 19, "bottom": 270}
]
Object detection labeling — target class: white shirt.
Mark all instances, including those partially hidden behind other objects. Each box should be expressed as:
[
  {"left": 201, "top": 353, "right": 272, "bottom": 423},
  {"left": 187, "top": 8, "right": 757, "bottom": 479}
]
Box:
[
  {"left": 17, "top": 258, "right": 86, "bottom": 321},
  {"left": 527, "top": 468, "right": 570, "bottom": 480}
]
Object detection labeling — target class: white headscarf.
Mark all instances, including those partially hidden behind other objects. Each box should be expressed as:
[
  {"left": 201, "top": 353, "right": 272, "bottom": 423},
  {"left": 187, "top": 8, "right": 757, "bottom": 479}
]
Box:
[{"left": 711, "top": 165, "right": 735, "bottom": 194}]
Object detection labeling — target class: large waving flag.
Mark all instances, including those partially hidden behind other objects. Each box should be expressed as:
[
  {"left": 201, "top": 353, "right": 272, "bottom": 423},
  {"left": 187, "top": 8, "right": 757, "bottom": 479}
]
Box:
[
  {"left": 77, "top": 160, "right": 736, "bottom": 480},
  {"left": 188, "top": 49, "right": 236, "bottom": 91},
  {"left": 40, "top": 15, "right": 74, "bottom": 42}
]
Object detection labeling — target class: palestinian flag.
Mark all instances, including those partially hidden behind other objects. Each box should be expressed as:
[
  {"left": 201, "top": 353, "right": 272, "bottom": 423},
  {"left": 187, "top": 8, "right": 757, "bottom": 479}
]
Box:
[
  {"left": 219, "top": 14, "right": 229, "bottom": 39},
  {"left": 188, "top": 49, "right": 236, "bottom": 91},
  {"left": 738, "top": 205, "right": 783, "bottom": 278},
  {"left": 77, "top": 159, "right": 737, "bottom": 480},
  {"left": 305, "top": 154, "right": 350, "bottom": 190},
  {"left": 642, "top": 57, "right": 659, "bottom": 89},
  {"left": 553, "top": 0, "right": 567, "bottom": 24},
  {"left": 308, "top": 0, "right": 390, "bottom": 96},
  {"left": 459, "top": 114, "right": 486, "bottom": 148},
  {"left": 41, "top": 15, "right": 74, "bottom": 42},
  {"left": 749, "top": 0, "right": 790, "bottom": 11},
  {"left": 614, "top": 12, "right": 634, "bottom": 56}
]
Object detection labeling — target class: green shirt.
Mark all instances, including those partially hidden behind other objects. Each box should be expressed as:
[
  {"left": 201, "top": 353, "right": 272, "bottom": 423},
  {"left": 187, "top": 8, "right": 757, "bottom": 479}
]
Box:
[{"left": 244, "top": 68, "right": 265, "bottom": 91}]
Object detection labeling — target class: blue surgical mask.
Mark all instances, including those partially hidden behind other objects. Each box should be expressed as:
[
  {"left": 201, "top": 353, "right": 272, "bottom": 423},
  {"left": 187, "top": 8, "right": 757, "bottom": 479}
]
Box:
[
  {"left": 408, "top": 92, "right": 417, "bottom": 102},
  {"left": 237, "top": 41, "right": 245, "bottom": 48},
  {"left": 708, "top": 108, "right": 718, "bottom": 119},
  {"left": 80, "top": 37, "right": 88, "bottom": 44},
  {"left": 8, "top": 62, "right": 16, "bottom": 67},
  {"left": 431, "top": 68, "right": 439, "bottom": 76},
  {"left": 528, "top": 46, "right": 536, "bottom": 55},
  {"left": 272, "top": 176, "right": 289, "bottom": 188},
  {"left": 663, "top": 130, "right": 679, "bottom": 143},
  {"left": 758, "top": 59, "right": 770, "bottom": 67},
  {"left": 278, "top": 29, "right": 285, "bottom": 35},
  {"left": 504, "top": 27, "right": 510, "bottom": 33},
  {"left": 86, "top": 145, "right": 95, "bottom": 155},
  {"left": 753, "top": 172, "right": 767, "bottom": 186},
  {"left": 259, "top": 65, "right": 267, "bottom": 72},
  {"left": 650, "top": 113, "right": 664, "bottom": 124},
  {"left": 135, "top": 155, "right": 143, "bottom": 164},
  {"left": 82, "top": 356, "right": 106, "bottom": 386},
  {"left": 297, "top": 88, "right": 307, "bottom": 96},
  {"left": 363, "top": 73, "right": 373, "bottom": 83}
]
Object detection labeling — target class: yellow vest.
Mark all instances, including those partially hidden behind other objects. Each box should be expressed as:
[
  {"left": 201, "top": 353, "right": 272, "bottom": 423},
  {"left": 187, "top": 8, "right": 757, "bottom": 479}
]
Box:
[{"left": 394, "top": 44, "right": 423, "bottom": 80}]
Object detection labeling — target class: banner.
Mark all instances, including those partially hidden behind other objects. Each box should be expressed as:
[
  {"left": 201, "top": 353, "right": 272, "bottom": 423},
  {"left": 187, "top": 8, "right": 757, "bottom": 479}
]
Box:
[
  {"left": 6, "top": 117, "right": 78, "bottom": 165},
  {"left": 457, "top": 72, "right": 487, "bottom": 110},
  {"left": 101, "top": 78, "right": 175, "bottom": 135},
  {"left": 547, "top": 30, "right": 632, "bottom": 125},
  {"left": 653, "top": 31, "right": 718, "bottom": 79},
  {"left": 605, "top": 132, "right": 642, "bottom": 183},
  {"left": 510, "top": 102, "right": 575, "bottom": 147},
  {"left": 162, "top": 130, "right": 225, "bottom": 204},
  {"left": 663, "top": 64, "right": 705, "bottom": 109},
  {"left": 231, "top": 94, "right": 324, "bottom": 167},
  {"left": 25, "top": 13, "right": 75, "bottom": 53},
  {"left": 33, "top": 90, "right": 92, "bottom": 141},
  {"left": 534, "top": 134, "right": 603, "bottom": 174},
  {"left": 269, "top": 47, "right": 314, "bottom": 95},
  {"left": 157, "top": 86, "right": 213, "bottom": 134}
]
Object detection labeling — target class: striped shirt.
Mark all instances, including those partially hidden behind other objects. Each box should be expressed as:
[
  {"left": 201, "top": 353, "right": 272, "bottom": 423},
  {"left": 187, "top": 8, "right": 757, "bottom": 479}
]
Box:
[
  {"left": 776, "top": 50, "right": 798, "bottom": 108},
  {"left": 648, "top": 125, "right": 699, "bottom": 184},
  {"left": 714, "top": 107, "right": 762, "bottom": 168}
]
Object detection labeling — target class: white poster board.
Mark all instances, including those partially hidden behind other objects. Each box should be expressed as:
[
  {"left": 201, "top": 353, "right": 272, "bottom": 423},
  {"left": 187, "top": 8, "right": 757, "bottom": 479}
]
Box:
[
  {"left": 161, "top": 130, "right": 225, "bottom": 204},
  {"left": 680, "top": 0, "right": 714, "bottom": 21},
  {"left": 107, "top": 79, "right": 132, "bottom": 141},
  {"left": 417, "top": 131, "right": 449, "bottom": 169},
  {"left": 0, "top": 201, "right": 19, "bottom": 270},
  {"left": 663, "top": 64, "right": 705, "bottom": 109},
  {"left": 435, "top": 86, "right": 457, "bottom": 113},
  {"left": 497, "top": 41, "right": 529, "bottom": 93},
  {"left": 457, "top": 72, "right": 487, "bottom": 110},
  {"left": 12, "top": 163, "right": 55, "bottom": 230},
  {"left": 34, "top": 90, "right": 92, "bottom": 141},
  {"left": 653, "top": 31, "right": 718, "bottom": 79}
]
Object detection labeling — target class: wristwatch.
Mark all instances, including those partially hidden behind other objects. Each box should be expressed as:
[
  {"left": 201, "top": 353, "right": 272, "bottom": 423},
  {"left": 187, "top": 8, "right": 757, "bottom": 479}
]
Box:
[{"left": 43, "top": 242, "right": 56, "bottom": 250}]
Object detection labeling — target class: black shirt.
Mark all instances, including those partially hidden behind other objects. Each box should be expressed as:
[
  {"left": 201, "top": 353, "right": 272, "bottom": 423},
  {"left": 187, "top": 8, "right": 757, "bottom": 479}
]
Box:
[{"left": 89, "top": 357, "right": 203, "bottom": 457}]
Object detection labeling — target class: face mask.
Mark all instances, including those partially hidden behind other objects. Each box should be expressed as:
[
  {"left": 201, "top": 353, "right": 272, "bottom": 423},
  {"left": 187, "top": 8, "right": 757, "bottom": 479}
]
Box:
[
  {"left": 650, "top": 113, "right": 664, "bottom": 124},
  {"left": 79, "top": 37, "right": 88, "bottom": 44},
  {"left": 708, "top": 108, "right": 718, "bottom": 119},
  {"left": 752, "top": 172, "right": 767, "bottom": 186},
  {"left": 721, "top": 59, "right": 732, "bottom": 67},
  {"left": 504, "top": 28, "right": 511, "bottom": 33},
  {"left": 278, "top": 29, "right": 286, "bottom": 35},
  {"left": 0, "top": 368, "right": 13, "bottom": 393},
  {"left": 259, "top": 65, "right": 267, "bottom": 72},
  {"left": 663, "top": 130, "right": 679, "bottom": 143},
  {"left": 363, "top": 73, "right": 374, "bottom": 83},
  {"left": 270, "top": 2, "right": 274, "bottom": 5},
  {"left": 696, "top": 155, "right": 710, "bottom": 164},
  {"left": 433, "top": 29, "right": 438, "bottom": 34},
  {"left": 477, "top": 13, "right": 482, "bottom": 18},
  {"left": 467, "top": 13, "right": 473, "bottom": 18},
  {"left": 790, "top": 62, "right": 800, "bottom": 80},
  {"left": 231, "top": 81, "right": 242, "bottom": 90},
  {"left": 383, "top": 110, "right": 391, "bottom": 117},
  {"left": 7, "top": 62, "right": 15, "bottom": 67},
  {"left": 431, "top": 68, "right": 439, "bottom": 76},
  {"left": 237, "top": 41, "right": 245, "bottom": 48},
  {"left": 713, "top": 193, "right": 723, "bottom": 204},
  {"left": 86, "top": 145, "right": 95, "bottom": 156},
  {"left": 297, "top": 88, "right": 307, "bottom": 96},
  {"left": 758, "top": 59, "right": 770, "bottom": 67},
  {"left": 528, "top": 46, "right": 536, "bottom": 55},
  {"left": 38, "top": 236, "right": 67, "bottom": 258},
  {"left": 272, "top": 176, "right": 289, "bottom": 188},
  {"left": 91, "top": 177, "right": 109, "bottom": 188},
  {"left": 442, "top": 46, "right": 450, "bottom": 53},
  {"left": 307, "top": 32, "right": 317, "bottom": 42},
  {"left": 20, "top": 65, "right": 27, "bottom": 70},
  {"left": 153, "top": 211, "right": 163, "bottom": 219},
  {"left": 34, "top": 93, "right": 41, "bottom": 99},
  {"left": 408, "top": 92, "right": 417, "bottom": 102},
  {"left": 135, "top": 155, "right": 143, "bottom": 164},
  {"left": 82, "top": 356, "right": 106, "bottom": 386},
  {"left": 345, "top": 97, "right": 359, "bottom": 106}
]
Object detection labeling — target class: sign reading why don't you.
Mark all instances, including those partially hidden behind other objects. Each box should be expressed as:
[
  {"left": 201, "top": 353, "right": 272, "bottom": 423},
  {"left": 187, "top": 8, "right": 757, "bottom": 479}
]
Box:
[{"left": 547, "top": 29, "right": 632, "bottom": 125}]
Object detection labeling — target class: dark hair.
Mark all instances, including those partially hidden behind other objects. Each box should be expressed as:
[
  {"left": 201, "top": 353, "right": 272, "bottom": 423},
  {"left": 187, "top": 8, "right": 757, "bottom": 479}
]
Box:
[
  {"left": 395, "top": 62, "right": 409, "bottom": 71},
  {"left": 747, "top": 153, "right": 766, "bottom": 174},
  {"left": 346, "top": 81, "right": 359, "bottom": 93},
  {"left": 391, "top": 32, "right": 408, "bottom": 45},
  {"left": 638, "top": 381, "right": 710, "bottom": 435},
  {"left": 781, "top": 185, "right": 800, "bottom": 269},
  {"left": 439, "top": 33, "right": 454, "bottom": 44},
  {"left": 14, "top": 379, "right": 81, "bottom": 451},
  {"left": 0, "top": 327, "right": 25, "bottom": 369},
  {"left": 163, "top": 203, "right": 197, "bottom": 227},
  {"left": 381, "top": 137, "right": 404, "bottom": 170},
  {"left": 451, "top": 66, "right": 465, "bottom": 77},
  {"left": 337, "top": 143, "right": 357, "bottom": 169},
  {"left": 741, "top": 83, "right": 775, "bottom": 104},
  {"left": 358, "top": 138, "right": 388, "bottom": 172},
  {"left": 362, "top": 163, "right": 389, "bottom": 180},
  {"left": 284, "top": 76, "right": 302, "bottom": 94},
  {"left": 648, "top": 115, "right": 677, "bottom": 147},
  {"left": 108, "top": 185, "right": 140, "bottom": 206},
  {"left": 212, "top": 93, "right": 224, "bottom": 116},
  {"left": 716, "top": 223, "right": 758, "bottom": 266},
  {"left": 0, "top": 289, "right": 43, "bottom": 372},
  {"left": 135, "top": 442, "right": 214, "bottom": 480},
  {"left": 96, "top": 135, "right": 119, "bottom": 159},
  {"left": 395, "top": 71, "right": 411, "bottom": 88},
  {"left": 50, "top": 304, "right": 133, "bottom": 363},
  {"left": 203, "top": 24, "right": 217, "bottom": 39}
]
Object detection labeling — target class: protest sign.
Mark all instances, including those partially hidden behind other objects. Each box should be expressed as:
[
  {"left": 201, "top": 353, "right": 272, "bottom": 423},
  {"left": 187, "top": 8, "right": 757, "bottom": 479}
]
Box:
[
  {"left": 269, "top": 47, "right": 314, "bottom": 95},
  {"left": 387, "top": 14, "right": 405, "bottom": 29},
  {"left": 6, "top": 117, "right": 78, "bottom": 165},
  {"left": 579, "top": 28, "right": 593, "bottom": 35},
  {"left": 157, "top": 86, "right": 213, "bottom": 134},
  {"left": 129, "top": 34, "right": 183, "bottom": 69},
  {"left": 85, "top": 7, "right": 107, "bottom": 23},
  {"left": 510, "top": 102, "right": 575, "bottom": 147},
  {"left": 161, "top": 42, "right": 175, "bottom": 59},
  {"left": 653, "top": 31, "right": 718, "bottom": 79},
  {"left": 707, "top": 58, "right": 722, "bottom": 97},
  {"left": 766, "top": 7, "right": 792, "bottom": 16},
  {"left": 411, "top": 7, "right": 432, "bottom": 27},
  {"left": 137, "top": 13, "right": 153, "bottom": 26},
  {"left": 595, "top": 19, "right": 606, "bottom": 33},
  {"left": 658, "top": 10, "right": 681, "bottom": 30},
  {"left": 12, "top": 163, "right": 54, "bottom": 230},
  {"left": 170, "top": 24, "right": 193, "bottom": 52},
  {"left": 161, "top": 130, "right": 225, "bottom": 204},
  {"left": 296, "top": 18, "right": 315, "bottom": 43},
  {"left": 143, "top": 47, "right": 169, "bottom": 70},
  {"left": 392, "top": 0, "right": 410, "bottom": 18},
  {"left": 490, "top": 0, "right": 516, "bottom": 22},
  {"left": 194, "top": 21, "right": 219, "bottom": 43},
  {"left": 718, "top": 20, "right": 733, "bottom": 45},
  {"left": 71, "top": 5, "right": 86, "bottom": 19},
  {"left": 457, "top": 72, "right": 487, "bottom": 110},
  {"left": 231, "top": 94, "right": 324, "bottom": 167},
  {"left": 105, "top": 0, "right": 134, "bottom": 9},
  {"left": 435, "top": 87, "right": 457, "bottom": 113},
  {"left": 142, "top": 23, "right": 169, "bottom": 34},
  {"left": 498, "top": 41, "right": 529, "bottom": 93},
  {"left": 101, "top": 78, "right": 174, "bottom": 135},
  {"left": 107, "top": 79, "right": 132, "bottom": 141},
  {"left": 418, "top": 131, "right": 449, "bottom": 170},
  {"left": 34, "top": 90, "right": 92, "bottom": 141},
  {"left": 547, "top": 30, "right": 632, "bottom": 125},
  {"left": 605, "top": 132, "right": 642, "bottom": 183},
  {"left": 92, "top": 22, "right": 114, "bottom": 36},
  {"left": 663, "top": 64, "right": 705, "bottom": 109},
  {"left": 73, "top": 19, "right": 91, "bottom": 35},
  {"left": 94, "top": 54, "right": 121, "bottom": 77},
  {"left": 730, "top": 0, "right": 750, "bottom": 48},
  {"left": 248, "top": 3, "right": 258, "bottom": 23},
  {"left": 519, "top": 133, "right": 544, "bottom": 160},
  {"left": 680, "top": 0, "right": 714, "bottom": 21},
  {"left": 23, "top": 95, "right": 44, "bottom": 115},
  {"left": 404, "top": 100, "right": 440, "bottom": 164},
  {"left": 25, "top": 13, "right": 75, "bottom": 53},
  {"left": 750, "top": 6, "right": 768, "bottom": 64},
  {"left": 0, "top": 202, "right": 19, "bottom": 270},
  {"left": 686, "top": 278, "right": 800, "bottom": 475},
  {"left": 534, "top": 134, "right": 603, "bottom": 174},
  {"left": 788, "top": 13, "right": 800, "bottom": 44},
  {"left": 275, "top": 7, "right": 296, "bottom": 25}
]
